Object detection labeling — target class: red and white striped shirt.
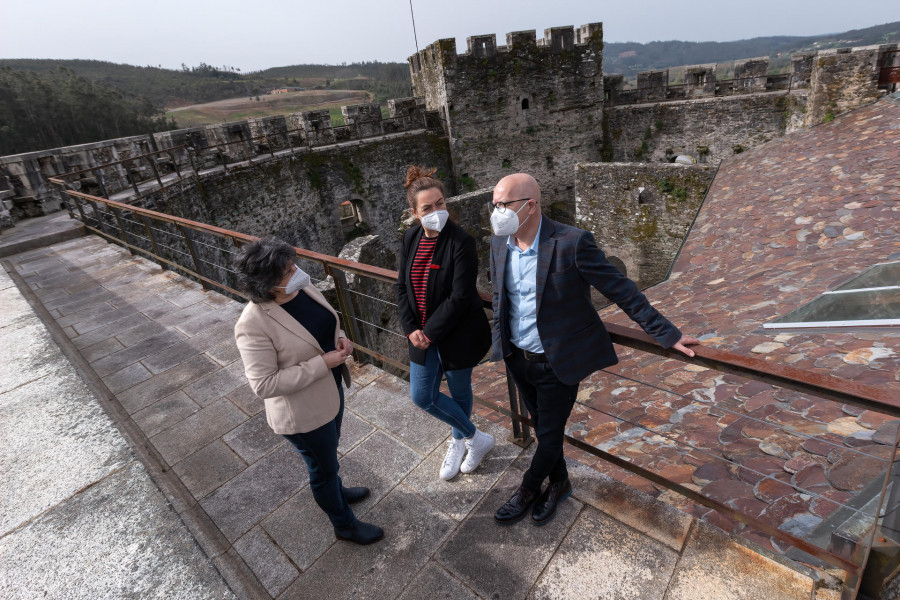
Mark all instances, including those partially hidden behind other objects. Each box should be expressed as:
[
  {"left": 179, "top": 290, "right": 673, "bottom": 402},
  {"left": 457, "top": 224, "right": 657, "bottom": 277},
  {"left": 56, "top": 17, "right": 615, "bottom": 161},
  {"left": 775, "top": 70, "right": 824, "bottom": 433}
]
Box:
[{"left": 410, "top": 235, "right": 438, "bottom": 328}]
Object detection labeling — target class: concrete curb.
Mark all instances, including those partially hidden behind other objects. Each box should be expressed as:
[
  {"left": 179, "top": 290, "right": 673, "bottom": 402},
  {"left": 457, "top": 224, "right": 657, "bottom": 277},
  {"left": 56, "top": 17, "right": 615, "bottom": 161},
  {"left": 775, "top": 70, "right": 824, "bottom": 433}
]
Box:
[
  {"left": 3, "top": 259, "right": 270, "bottom": 600},
  {"left": 0, "top": 220, "right": 85, "bottom": 258}
]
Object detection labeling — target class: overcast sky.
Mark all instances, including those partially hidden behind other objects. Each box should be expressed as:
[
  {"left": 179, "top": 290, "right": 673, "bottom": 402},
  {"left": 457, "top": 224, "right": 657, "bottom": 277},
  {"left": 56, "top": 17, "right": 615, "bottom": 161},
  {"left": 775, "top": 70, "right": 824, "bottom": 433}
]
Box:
[{"left": 2, "top": 0, "right": 898, "bottom": 71}]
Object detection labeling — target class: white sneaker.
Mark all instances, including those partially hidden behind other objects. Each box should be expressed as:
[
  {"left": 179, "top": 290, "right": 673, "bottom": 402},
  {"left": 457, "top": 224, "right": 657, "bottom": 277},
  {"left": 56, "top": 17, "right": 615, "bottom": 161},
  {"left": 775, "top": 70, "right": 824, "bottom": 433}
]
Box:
[
  {"left": 439, "top": 437, "right": 466, "bottom": 480},
  {"left": 460, "top": 429, "right": 494, "bottom": 474}
]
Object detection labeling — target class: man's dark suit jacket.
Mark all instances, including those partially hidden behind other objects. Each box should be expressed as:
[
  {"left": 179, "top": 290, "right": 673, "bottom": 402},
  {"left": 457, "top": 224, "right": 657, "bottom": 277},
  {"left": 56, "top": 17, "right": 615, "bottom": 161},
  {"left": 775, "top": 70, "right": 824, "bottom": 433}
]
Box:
[
  {"left": 490, "top": 217, "right": 682, "bottom": 385},
  {"left": 397, "top": 219, "right": 491, "bottom": 371}
]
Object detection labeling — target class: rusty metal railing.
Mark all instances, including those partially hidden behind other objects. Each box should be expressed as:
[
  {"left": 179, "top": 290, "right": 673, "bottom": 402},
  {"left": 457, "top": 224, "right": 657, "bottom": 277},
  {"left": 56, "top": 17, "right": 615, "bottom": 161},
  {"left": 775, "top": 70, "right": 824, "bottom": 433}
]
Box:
[{"left": 49, "top": 178, "right": 898, "bottom": 599}]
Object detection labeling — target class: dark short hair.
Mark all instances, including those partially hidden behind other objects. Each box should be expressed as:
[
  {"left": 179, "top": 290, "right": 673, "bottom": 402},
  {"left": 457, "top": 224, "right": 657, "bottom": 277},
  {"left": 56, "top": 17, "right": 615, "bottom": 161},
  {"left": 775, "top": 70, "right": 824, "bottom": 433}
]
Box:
[{"left": 234, "top": 236, "right": 296, "bottom": 303}]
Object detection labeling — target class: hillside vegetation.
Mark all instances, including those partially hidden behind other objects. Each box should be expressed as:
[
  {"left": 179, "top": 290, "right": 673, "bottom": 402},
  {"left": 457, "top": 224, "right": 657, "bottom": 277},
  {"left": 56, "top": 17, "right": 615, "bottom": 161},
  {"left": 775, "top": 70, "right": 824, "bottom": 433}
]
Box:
[
  {"left": 0, "top": 21, "right": 896, "bottom": 155},
  {"left": 604, "top": 20, "right": 900, "bottom": 79}
]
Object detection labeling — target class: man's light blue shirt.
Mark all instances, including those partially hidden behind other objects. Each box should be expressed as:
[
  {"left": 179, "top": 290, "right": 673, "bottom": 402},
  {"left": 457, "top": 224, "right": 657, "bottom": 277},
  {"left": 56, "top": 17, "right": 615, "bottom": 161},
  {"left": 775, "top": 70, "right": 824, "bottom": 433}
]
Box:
[{"left": 505, "top": 216, "right": 544, "bottom": 353}]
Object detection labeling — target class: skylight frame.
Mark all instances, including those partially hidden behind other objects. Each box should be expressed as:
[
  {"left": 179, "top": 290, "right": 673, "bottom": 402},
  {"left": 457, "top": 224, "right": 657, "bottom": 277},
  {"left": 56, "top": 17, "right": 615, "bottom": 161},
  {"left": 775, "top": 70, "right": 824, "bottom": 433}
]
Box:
[{"left": 763, "top": 261, "right": 900, "bottom": 330}]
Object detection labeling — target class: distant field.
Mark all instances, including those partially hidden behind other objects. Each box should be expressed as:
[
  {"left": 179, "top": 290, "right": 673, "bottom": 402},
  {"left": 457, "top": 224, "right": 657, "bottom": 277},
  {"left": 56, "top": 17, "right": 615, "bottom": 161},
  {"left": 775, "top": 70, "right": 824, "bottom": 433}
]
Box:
[{"left": 166, "top": 89, "right": 373, "bottom": 128}]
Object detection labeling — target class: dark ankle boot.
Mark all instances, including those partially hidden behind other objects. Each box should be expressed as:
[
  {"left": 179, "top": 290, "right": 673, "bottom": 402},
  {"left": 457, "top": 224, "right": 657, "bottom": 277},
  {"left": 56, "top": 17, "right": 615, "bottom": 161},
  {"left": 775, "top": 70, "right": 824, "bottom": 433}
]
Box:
[
  {"left": 531, "top": 478, "right": 572, "bottom": 526},
  {"left": 342, "top": 486, "right": 370, "bottom": 504},
  {"left": 334, "top": 520, "right": 384, "bottom": 545}
]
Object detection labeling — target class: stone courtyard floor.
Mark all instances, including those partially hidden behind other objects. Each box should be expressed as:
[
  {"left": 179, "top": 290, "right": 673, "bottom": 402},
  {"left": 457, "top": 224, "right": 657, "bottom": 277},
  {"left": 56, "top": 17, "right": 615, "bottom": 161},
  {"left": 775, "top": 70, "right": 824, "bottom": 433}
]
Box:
[{"left": 0, "top": 222, "right": 841, "bottom": 599}]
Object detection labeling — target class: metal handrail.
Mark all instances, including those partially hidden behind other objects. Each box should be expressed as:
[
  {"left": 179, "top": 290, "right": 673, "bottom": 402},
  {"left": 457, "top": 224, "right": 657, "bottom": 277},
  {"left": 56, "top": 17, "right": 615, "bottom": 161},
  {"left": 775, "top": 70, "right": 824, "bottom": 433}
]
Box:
[{"left": 50, "top": 180, "right": 898, "bottom": 593}]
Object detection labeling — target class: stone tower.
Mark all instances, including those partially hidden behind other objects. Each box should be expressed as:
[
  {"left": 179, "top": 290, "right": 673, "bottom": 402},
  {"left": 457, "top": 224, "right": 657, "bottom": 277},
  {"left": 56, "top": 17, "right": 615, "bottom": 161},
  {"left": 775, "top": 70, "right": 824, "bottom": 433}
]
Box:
[{"left": 409, "top": 23, "right": 604, "bottom": 220}]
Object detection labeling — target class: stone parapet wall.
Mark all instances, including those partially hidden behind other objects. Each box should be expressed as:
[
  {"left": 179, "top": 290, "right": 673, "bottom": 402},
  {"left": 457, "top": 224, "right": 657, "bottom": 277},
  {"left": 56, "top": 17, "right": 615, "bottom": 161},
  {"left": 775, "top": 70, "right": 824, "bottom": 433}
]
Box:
[
  {"left": 0, "top": 96, "right": 438, "bottom": 218},
  {"left": 604, "top": 92, "right": 806, "bottom": 165},
  {"left": 575, "top": 162, "right": 714, "bottom": 289},
  {"left": 606, "top": 44, "right": 898, "bottom": 108},
  {"left": 0, "top": 134, "right": 155, "bottom": 213},
  {"left": 130, "top": 131, "right": 453, "bottom": 261}
]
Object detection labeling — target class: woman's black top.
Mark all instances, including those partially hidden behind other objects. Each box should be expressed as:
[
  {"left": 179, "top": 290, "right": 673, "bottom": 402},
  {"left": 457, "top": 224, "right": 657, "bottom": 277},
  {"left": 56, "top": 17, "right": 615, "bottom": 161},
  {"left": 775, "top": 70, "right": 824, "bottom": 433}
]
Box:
[{"left": 280, "top": 290, "right": 342, "bottom": 386}]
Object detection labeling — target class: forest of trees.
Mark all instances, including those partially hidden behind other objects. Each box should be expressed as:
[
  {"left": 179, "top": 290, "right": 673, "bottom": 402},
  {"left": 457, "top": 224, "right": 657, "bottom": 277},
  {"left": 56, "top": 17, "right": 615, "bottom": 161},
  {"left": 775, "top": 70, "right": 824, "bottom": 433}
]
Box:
[{"left": 0, "top": 67, "right": 176, "bottom": 156}]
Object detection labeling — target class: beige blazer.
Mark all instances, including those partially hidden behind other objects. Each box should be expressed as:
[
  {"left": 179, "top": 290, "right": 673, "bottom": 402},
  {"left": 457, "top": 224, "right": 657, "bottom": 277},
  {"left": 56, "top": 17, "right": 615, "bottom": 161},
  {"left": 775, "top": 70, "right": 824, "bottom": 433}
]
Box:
[{"left": 234, "top": 286, "right": 351, "bottom": 435}]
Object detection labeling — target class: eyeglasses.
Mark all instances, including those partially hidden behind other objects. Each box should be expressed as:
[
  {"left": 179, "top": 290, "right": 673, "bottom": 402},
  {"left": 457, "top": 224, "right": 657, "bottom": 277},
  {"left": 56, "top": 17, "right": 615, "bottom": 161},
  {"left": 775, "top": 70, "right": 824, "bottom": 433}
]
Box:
[{"left": 487, "top": 198, "right": 531, "bottom": 214}]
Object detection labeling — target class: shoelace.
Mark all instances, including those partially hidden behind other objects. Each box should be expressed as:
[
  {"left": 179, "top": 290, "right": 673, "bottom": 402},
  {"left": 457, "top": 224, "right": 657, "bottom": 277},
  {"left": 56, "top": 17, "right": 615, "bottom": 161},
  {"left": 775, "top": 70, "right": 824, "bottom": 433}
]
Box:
[{"left": 442, "top": 441, "right": 464, "bottom": 467}]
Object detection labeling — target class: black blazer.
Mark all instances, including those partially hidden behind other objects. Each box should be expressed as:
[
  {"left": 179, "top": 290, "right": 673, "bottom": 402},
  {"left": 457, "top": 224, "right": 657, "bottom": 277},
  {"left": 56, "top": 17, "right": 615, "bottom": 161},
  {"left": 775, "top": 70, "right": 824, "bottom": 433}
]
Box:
[
  {"left": 490, "top": 217, "right": 682, "bottom": 385},
  {"left": 397, "top": 219, "right": 491, "bottom": 370}
]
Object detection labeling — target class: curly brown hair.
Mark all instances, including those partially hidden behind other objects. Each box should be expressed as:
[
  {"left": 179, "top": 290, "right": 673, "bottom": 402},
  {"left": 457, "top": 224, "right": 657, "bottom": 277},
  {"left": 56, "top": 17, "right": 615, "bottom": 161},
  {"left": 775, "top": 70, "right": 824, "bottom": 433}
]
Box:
[{"left": 404, "top": 165, "right": 446, "bottom": 212}]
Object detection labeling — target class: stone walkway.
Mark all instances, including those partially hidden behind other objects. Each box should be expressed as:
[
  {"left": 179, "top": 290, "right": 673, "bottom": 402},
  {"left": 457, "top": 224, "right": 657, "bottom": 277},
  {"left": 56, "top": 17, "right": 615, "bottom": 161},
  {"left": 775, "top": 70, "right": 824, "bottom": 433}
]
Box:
[{"left": 1, "top": 228, "right": 838, "bottom": 599}]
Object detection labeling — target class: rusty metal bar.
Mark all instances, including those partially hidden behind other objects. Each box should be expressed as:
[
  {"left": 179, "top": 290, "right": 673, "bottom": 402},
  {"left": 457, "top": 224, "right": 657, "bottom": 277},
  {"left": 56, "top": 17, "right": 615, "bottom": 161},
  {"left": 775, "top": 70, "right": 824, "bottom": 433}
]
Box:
[
  {"left": 325, "top": 266, "right": 363, "bottom": 363},
  {"left": 147, "top": 155, "right": 164, "bottom": 188},
  {"left": 87, "top": 199, "right": 110, "bottom": 235},
  {"left": 175, "top": 223, "right": 210, "bottom": 290},
  {"left": 603, "top": 322, "right": 900, "bottom": 417},
  {"left": 109, "top": 206, "right": 134, "bottom": 255},
  {"left": 139, "top": 215, "right": 167, "bottom": 271}
]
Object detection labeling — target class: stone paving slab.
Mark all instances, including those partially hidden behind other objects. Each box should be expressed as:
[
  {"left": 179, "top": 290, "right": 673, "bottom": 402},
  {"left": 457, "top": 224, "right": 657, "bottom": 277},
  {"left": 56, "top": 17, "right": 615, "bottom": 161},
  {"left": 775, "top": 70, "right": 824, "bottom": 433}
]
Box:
[
  {"left": 0, "top": 259, "right": 233, "bottom": 599},
  {"left": 404, "top": 416, "right": 525, "bottom": 521},
  {"left": 2, "top": 234, "right": 830, "bottom": 600},
  {"left": 435, "top": 470, "right": 583, "bottom": 600},
  {"left": 530, "top": 507, "right": 679, "bottom": 600},
  {"left": 347, "top": 372, "right": 450, "bottom": 455},
  {"left": 280, "top": 484, "right": 457, "bottom": 600},
  {"left": 0, "top": 462, "right": 233, "bottom": 600},
  {"left": 662, "top": 521, "right": 816, "bottom": 600}
]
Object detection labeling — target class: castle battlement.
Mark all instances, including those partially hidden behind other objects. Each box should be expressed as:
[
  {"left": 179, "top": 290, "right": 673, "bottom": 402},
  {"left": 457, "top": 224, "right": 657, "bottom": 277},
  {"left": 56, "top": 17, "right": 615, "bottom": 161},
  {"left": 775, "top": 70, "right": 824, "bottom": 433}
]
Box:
[{"left": 607, "top": 43, "right": 898, "bottom": 105}]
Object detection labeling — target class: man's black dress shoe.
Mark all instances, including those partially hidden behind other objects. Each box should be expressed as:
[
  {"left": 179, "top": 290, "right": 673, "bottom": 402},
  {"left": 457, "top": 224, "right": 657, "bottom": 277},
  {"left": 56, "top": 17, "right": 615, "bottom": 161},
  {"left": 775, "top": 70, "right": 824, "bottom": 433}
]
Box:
[
  {"left": 342, "top": 486, "right": 370, "bottom": 504},
  {"left": 494, "top": 485, "right": 539, "bottom": 525},
  {"left": 531, "top": 478, "right": 572, "bottom": 526},
  {"left": 334, "top": 520, "right": 384, "bottom": 545}
]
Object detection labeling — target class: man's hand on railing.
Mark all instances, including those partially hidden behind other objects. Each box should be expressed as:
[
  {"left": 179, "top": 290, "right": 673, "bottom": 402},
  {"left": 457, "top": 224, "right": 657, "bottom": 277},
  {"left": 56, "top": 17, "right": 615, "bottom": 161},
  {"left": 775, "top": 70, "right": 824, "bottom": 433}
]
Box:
[{"left": 672, "top": 335, "right": 701, "bottom": 358}]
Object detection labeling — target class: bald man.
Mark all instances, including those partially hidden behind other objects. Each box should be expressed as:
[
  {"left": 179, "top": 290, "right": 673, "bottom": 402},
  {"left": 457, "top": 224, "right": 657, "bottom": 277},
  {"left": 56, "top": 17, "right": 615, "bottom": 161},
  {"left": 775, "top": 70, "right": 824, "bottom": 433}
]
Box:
[{"left": 488, "top": 173, "right": 698, "bottom": 526}]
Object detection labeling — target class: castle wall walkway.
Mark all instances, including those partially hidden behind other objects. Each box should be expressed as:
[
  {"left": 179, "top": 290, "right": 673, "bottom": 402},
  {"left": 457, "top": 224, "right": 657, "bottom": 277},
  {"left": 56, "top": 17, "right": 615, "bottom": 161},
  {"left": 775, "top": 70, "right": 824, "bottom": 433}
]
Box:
[{"left": 0, "top": 226, "right": 827, "bottom": 599}]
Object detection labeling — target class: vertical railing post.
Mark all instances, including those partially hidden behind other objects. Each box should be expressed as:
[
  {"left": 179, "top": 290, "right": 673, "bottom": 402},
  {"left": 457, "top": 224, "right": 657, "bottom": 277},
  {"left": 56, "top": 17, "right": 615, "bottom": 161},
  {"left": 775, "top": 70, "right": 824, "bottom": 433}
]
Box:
[
  {"left": 323, "top": 264, "right": 363, "bottom": 363},
  {"left": 88, "top": 199, "right": 111, "bottom": 236},
  {"left": 166, "top": 150, "right": 182, "bottom": 179},
  {"left": 124, "top": 160, "right": 141, "bottom": 197},
  {"left": 140, "top": 215, "right": 167, "bottom": 271},
  {"left": 147, "top": 155, "right": 164, "bottom": 189},
  {"left": 187, "top": 147, "right": 199, "bottom": 175},
  {"left": 176, "top": 223, "right": 210, "bottom": 290},
  {"left": 94, "top": 168, "right": 111, "bottom": 200},
  {"left": 505, "top": 366, "right": 533, "bottom": 447},
  {"left": 110, "top": 206, "right": 134, "bottom": 254},
  {"left": 72, "top": 193, "right": 89, "bottom": 224}
]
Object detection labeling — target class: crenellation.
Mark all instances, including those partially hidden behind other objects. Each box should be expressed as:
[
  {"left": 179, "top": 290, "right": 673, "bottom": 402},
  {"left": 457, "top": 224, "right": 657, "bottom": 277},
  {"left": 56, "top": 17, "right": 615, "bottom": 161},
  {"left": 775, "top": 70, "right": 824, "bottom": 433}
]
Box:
[
  {"left": 683, "top": 64, "right": 717, "bottom": 97},
  {"left": 636, "top": 70, "right": 669, "bottom": 101},
  {"left": 466, "top": 35, "right": 498, "bottom": 58},
  {"left": 341, "top": 103, "right": 383, "bottom": 137},
  {"left": 247, "top": 116, "right": 290, "bottom": 153},
  {"left": 732, "top": 57, "right": 768, "bottom": 93},
  {"left": 576, "top": 23, "right": 603, "bottom": 45},
  {"left": 505, "top": 30, "right": 537, "bottom": 49},
  {"left": 543, "top": 26, "right": 575, "bottom": 53}
]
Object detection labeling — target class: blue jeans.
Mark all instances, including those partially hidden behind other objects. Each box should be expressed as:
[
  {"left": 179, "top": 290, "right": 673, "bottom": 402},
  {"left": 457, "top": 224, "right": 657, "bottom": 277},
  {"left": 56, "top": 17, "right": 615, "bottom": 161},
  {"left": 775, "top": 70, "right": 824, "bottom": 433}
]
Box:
[
  {"left": 283, "top": 384, "right": 356, "bottom": 529},
  {"left": 409, "top": 345, "right": 476, "bottom": 440}
]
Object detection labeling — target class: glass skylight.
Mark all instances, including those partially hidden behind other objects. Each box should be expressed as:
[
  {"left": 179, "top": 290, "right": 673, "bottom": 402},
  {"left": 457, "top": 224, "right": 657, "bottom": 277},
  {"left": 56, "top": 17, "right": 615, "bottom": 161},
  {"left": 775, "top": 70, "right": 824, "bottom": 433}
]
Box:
[{"left": 763, "top": 261, "right": 900, "bottom": 329}]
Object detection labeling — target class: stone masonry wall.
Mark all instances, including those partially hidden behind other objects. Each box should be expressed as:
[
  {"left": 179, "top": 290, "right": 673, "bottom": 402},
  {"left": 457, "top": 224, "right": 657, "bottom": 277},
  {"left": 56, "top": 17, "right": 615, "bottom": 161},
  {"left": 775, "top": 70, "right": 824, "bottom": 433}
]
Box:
[
  {"left": 805, "top": 46, "right": 889, "bottom": 126},
  {"left": 133, "top": 132, "right": 453, "bottom": 259},
  {"left": 410, "top": 24, "right": 604, "bottom": 223},
  {"left": 575, "top": 162, "right": 714, "bottom": 288},
  {"left": 604, "top": 93, "right": 804, "bottom": 165}
]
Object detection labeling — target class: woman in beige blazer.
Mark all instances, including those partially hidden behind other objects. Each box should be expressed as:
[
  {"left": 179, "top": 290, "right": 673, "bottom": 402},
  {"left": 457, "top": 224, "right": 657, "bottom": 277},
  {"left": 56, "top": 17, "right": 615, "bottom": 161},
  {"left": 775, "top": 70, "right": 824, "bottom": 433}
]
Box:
[{"left": 234, "top": 236, "right": 383, "bottom": 545}]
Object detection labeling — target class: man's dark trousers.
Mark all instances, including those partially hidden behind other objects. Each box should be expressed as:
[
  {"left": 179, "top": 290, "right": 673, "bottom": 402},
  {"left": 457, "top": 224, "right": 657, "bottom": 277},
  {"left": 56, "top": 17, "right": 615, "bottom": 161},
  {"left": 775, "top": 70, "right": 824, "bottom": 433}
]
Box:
[{"left": 506, "top": 345, "right": 578, "bottom": 493}]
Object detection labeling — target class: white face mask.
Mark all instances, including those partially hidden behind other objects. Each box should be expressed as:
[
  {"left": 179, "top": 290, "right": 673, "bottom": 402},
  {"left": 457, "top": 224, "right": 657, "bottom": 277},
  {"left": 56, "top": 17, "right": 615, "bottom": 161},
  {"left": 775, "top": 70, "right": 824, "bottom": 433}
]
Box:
[
  {"left": 490, "top": 201, "right": 531, "bottom": 236},
  {"left": 420, "top": 209, "right": 449, "bottom": 232},
  {"left": 275, "top": 266, "right": 311, "bottom": 294}
]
